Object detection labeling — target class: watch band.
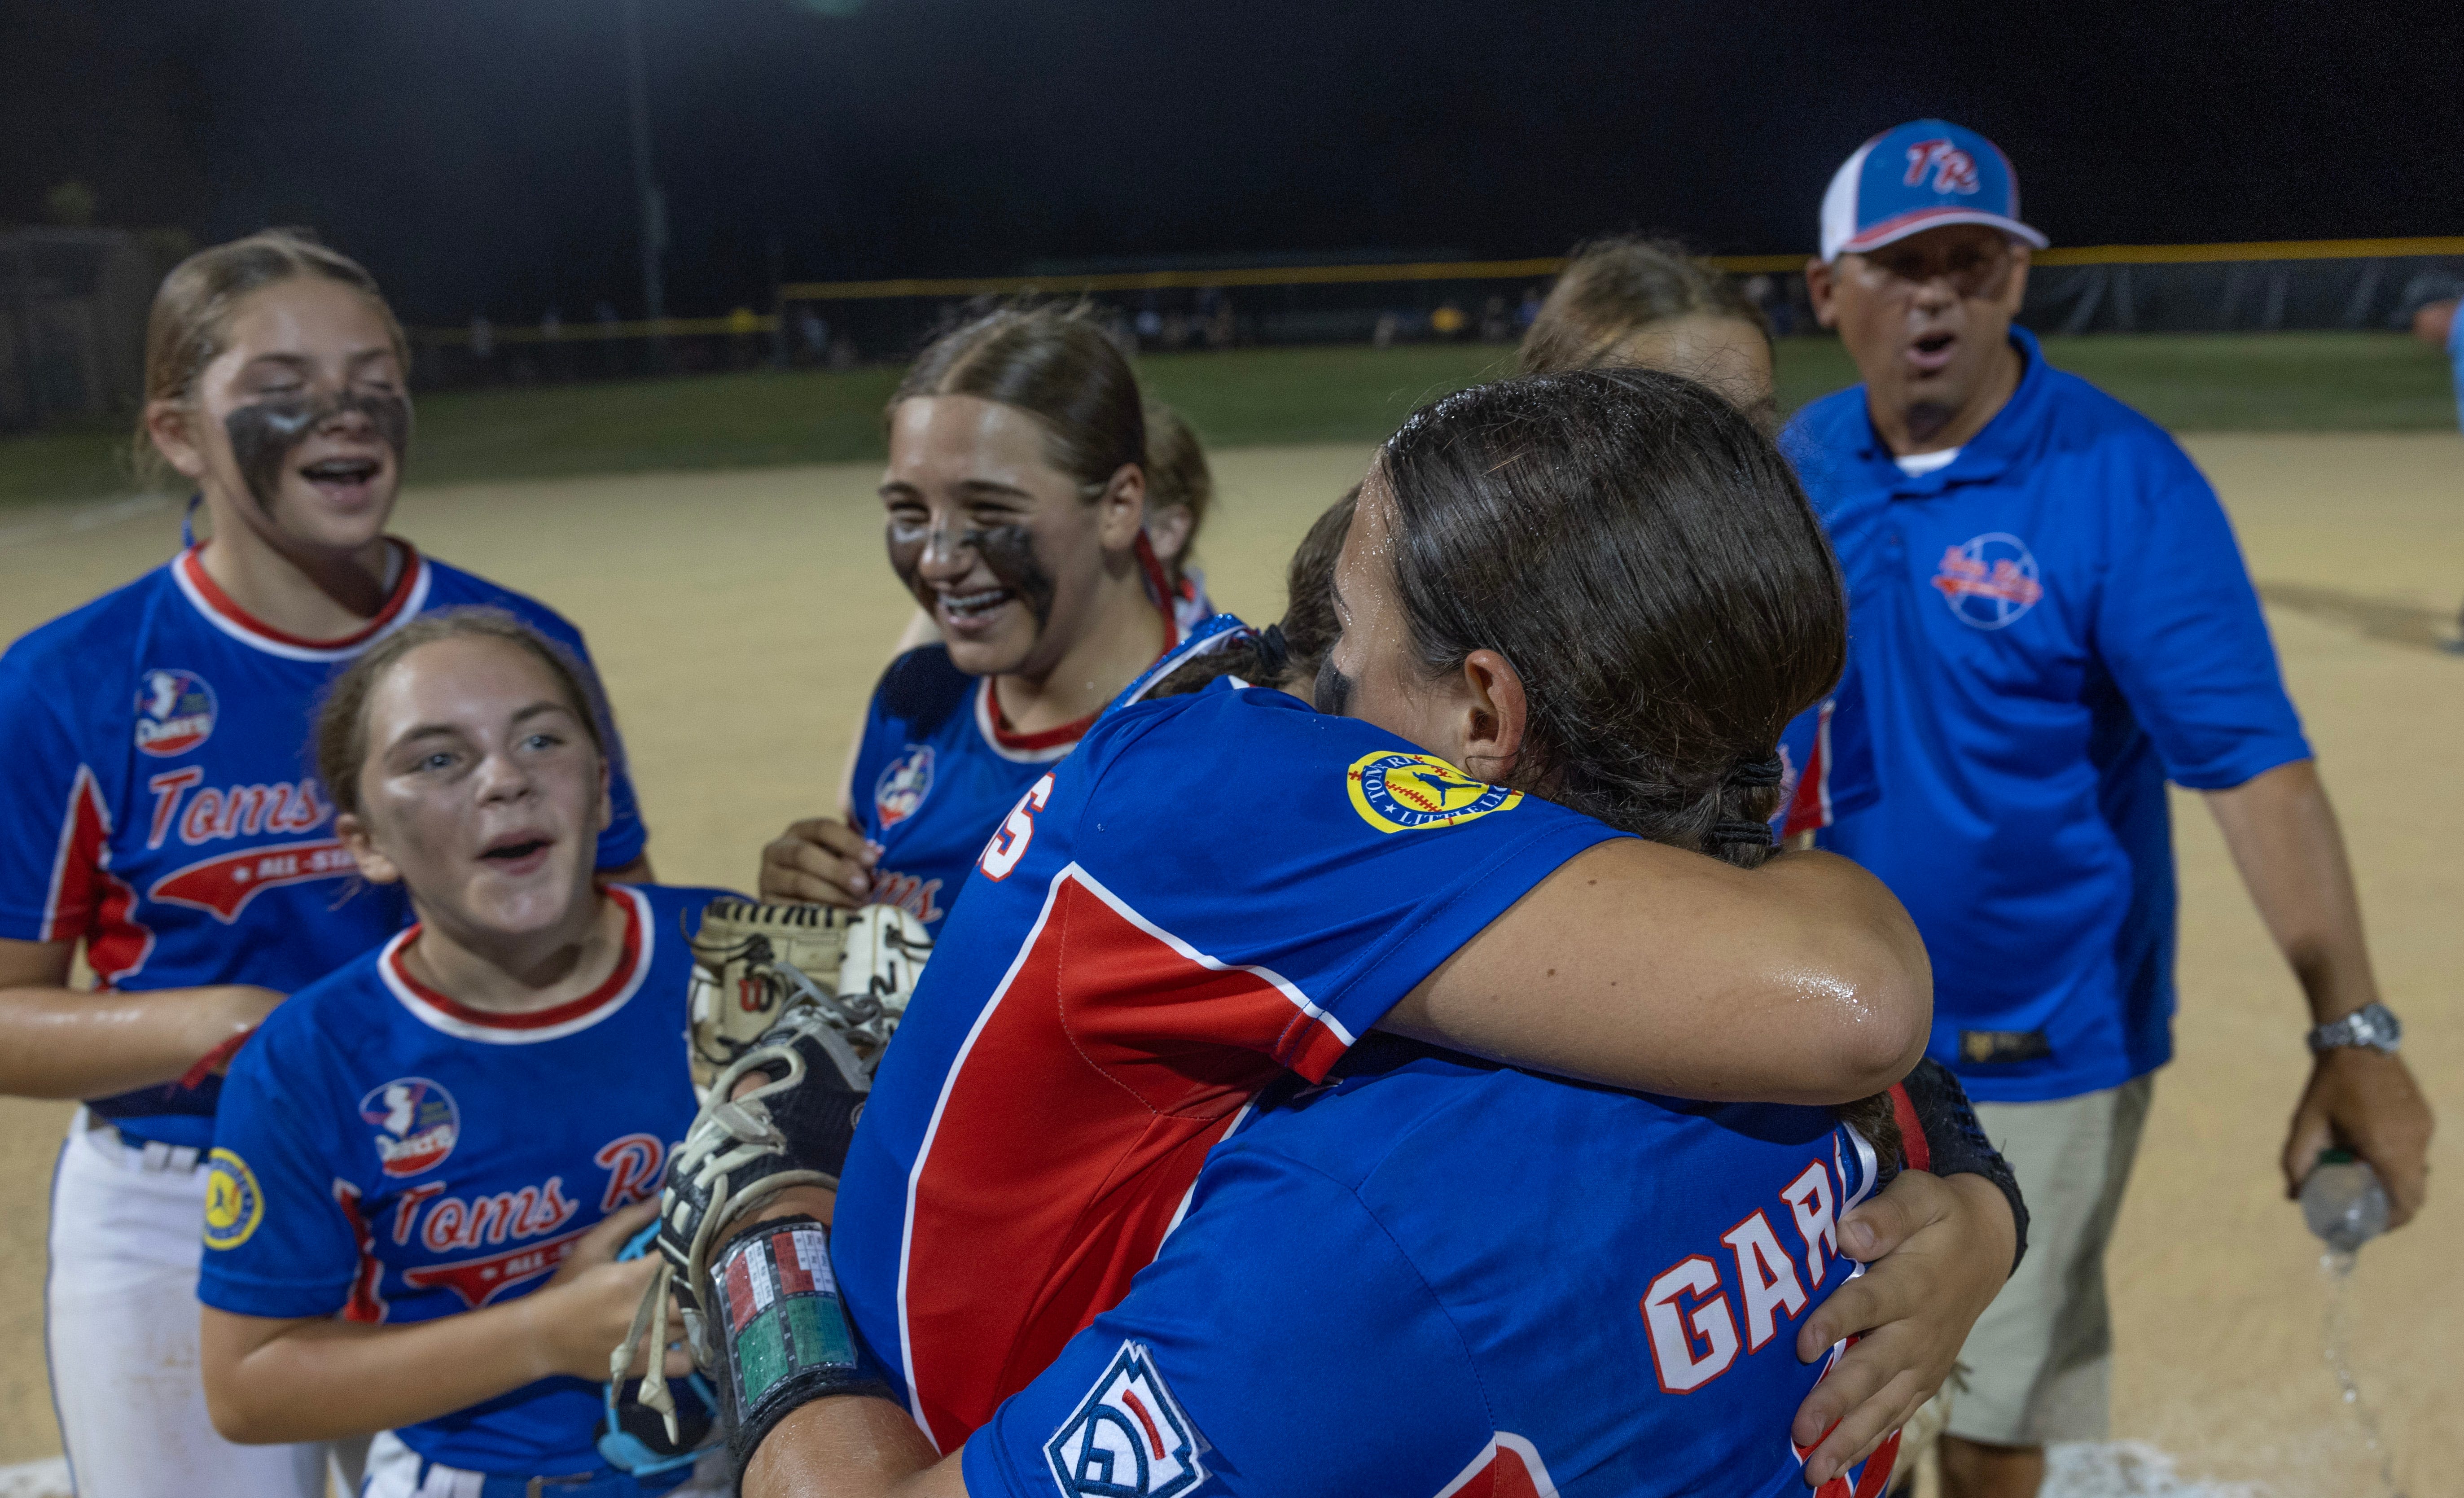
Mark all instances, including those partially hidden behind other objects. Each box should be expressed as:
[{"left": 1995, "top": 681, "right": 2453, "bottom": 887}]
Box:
[{"left": 2307, "top": 1001, "right": 2401, "bottom": 1055}]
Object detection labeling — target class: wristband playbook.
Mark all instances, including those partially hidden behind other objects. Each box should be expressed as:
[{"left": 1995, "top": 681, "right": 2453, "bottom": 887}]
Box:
[{"left": 708, "top": 1215, "right": 894, "bottom": 1483}]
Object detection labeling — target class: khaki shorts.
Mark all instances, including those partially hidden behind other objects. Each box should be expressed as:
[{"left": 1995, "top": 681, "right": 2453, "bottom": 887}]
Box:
[{"left": 1944, "top": 1074, "right": 2155, "bottom": 1448}]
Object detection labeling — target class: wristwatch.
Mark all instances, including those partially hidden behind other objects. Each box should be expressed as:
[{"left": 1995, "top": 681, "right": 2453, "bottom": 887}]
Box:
[{"left": 2307, "top": 1002, "right": 2402, "bottom": 1056}]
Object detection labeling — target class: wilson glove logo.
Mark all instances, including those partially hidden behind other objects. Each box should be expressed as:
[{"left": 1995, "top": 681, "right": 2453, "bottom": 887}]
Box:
[
  {"left": 1347, "top": 751, "right": 1521, "bottom": 834},
  {"left": 1045, "top": 1341, "right": 1207, "bottom": 1498}
]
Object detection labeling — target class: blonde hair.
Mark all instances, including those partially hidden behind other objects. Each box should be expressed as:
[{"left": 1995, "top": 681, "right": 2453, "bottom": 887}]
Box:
[{"left": 133, "top": 228, "right": 409, "bottom": 487}]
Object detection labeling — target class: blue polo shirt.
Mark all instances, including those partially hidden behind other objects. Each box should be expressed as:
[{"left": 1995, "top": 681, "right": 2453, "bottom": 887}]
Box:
[{"left": 1784, "top": 327, "right": 2310, "bottom": 1103}]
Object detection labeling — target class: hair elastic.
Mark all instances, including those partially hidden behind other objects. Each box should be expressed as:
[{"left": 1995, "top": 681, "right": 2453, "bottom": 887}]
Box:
[
  {"left": 1727, "top": 755, "right": 1785, "bottom": 788},
  {"left": 1710, "top": 819, "right": 1776, "bottom": 846},
  {"left": 1252, "top": 622, "right": 1290, "bottom": 680}
]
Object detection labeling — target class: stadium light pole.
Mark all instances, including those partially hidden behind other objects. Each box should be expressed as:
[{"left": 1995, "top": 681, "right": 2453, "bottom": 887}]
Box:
[{"left": 619, "top": 0, "right": 668, "bottom": 367}]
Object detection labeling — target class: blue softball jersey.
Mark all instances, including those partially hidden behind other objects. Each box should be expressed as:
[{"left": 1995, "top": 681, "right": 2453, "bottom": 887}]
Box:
[
  {"left": 196, "top": 884, "right": 719, "bottom": 1480},
  {"left": 832, "top": 666, "right": 1629, "bottom": 1454},
  {"left": 1785, "top": 327, "right": 2310, "bottom": 1102},
  {"left": 0, "top": 541, "right": 649, "bottom": 1149},
  {"left": 962, "top": 1037, "right": 1896, "bottom": 1498},
  {"left": 847, "top": 564, "right": 1188, "bottom": 935}
]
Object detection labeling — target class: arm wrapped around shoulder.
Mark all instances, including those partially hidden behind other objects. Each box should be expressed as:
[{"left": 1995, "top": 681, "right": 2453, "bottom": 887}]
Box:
[{"left": 1900, "top": 1059, "right": 2029, "bottom": 1276}]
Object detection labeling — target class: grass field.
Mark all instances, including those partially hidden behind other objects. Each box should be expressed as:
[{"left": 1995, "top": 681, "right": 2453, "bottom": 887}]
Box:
[{"left": 2, "top": 331, "right": 2454, "bottom": 508}]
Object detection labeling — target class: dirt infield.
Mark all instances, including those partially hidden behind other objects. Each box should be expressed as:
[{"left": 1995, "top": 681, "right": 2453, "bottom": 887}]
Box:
[{"left": 0, "top": 433, "right": 2456, "bottom": 1494}]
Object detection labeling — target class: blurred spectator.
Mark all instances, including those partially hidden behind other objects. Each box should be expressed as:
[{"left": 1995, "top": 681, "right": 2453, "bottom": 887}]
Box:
[
  {"left": 1162, "top": 311, "right": 1191, "bottom": 351},
  {"left": 1430, "top": 301, "right": 1469, "bottom": 338},
  {"left": 1479, "top": 295, "right": 1512, "bottom": 342},
  {"left": 1204, "top": 297, "right": 1236, "bottom": 350},
  {"left": 799, "top": 307, "right": 831, "bottom": 363},
  {"left": 1516, "top": 285, "right": 1543, "bottom": 333},
  {"left": 828, "top": 336, "right": 860, "bottom": 371},
  {"left": 469, "top": 314, "right": 494, "bottom": 367},
  {"left": 1373, "top": 311, "right": 1401, "bottom": 348},
  {"left": 1135, "top": 302, "right": 1164, "bottom": 346}
]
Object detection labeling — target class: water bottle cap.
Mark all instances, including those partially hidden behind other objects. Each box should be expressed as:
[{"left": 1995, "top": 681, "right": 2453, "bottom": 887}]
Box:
[{"left": 2317, "top": 1148, "right": 2358, "bottom": 1166}]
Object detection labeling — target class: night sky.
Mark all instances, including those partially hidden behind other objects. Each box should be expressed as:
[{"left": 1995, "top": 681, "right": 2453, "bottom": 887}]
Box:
[{"left": 6, "top": 0, "right": 2458, "bottom": 324}]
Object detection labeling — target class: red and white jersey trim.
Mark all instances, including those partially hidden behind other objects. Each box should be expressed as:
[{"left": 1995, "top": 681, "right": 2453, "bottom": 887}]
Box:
[
  {"left": 41, "top": 764, "right": 155, "bottom": 983},
  {"left": 894, "top": 859, "right": 1348, "bottom": 1447},
  {"left": 380, "top": 885, "right": 652, "bottom": 1044},
  {"left": 967, "top": 535, "right": 1187, "bottom": 764},
  {"left": 1433, "top": 1433, "right": 1561, "bottom": 1498},
  {"left": 1780, "top": 699, "right": 1837, "bottom": 839},
  {"left": 1063, "top": 862, "right": 1348, "bottom": 1047},
  {"left": 171, "top": 541, "right": 430, "bottom": 662}
]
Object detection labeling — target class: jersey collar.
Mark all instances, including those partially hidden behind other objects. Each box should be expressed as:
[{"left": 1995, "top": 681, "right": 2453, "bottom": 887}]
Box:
[
  {"left": 971, "top": 535, "right": 1185, "bottom": 764},
  {"left": 171, "top": 539, "right": 429, "bottom": 662},
  {"left": 379, "top": 885, "right": 652, "bottom": 1045},
  {"left": 1859, "top": 325, "right": 2048, "bottom": 497}
]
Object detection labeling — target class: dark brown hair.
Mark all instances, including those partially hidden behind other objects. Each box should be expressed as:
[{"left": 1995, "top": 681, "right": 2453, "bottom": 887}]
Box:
[
  {"left": 315, "top": 609, "right": 609, "bottom": 822},
  {"left": 1143, "top": 402, "right": 1214, "bottom": 574},
  {"left": 1519, "top": 237, "right": 1768, "bottom": 377},
  {"left": 134, "top": 228, "right": 409, "bottom": 486},
  {"left": 890, "top": 306, "right": 1144, "bottom": 498},
  {"left": 1278, "top": 486, "right": 1356, "bottom": 690},
  {"left": 1376, "top": 367, "right": 1844, "bottom": 870}
]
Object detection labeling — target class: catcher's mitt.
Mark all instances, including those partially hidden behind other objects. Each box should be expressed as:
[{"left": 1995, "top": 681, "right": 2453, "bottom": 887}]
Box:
[
  {"left": 684, "top": 898, "right": 931, "bottom": 1090},
  {"left": 618, "top": 899, "right": 931, "bottom": 1441}
]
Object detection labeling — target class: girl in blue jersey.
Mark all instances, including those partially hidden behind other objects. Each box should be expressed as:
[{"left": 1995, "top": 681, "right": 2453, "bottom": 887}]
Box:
[
  {"left": 198, "top": 610, "right": 722, "bottom": 1498},
  {"left": 0, "top": 230, "right": 650, "bottom": 1495},
  {"left": 758, "top": 309, "right": 1194, "bottom": 930}
]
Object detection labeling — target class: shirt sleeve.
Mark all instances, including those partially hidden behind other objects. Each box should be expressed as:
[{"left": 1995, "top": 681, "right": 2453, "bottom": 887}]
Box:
[
  {"left": 1065, "top": 692, "right": 1627, "bottom": 1081},
  {"left": 958, "top": 1148, "right": 1494, "bottom": 1498},
  {"left": 194, "top": 1027, "right": 363, "bottom": 1319},
  {"left": 2092, "top": 438, "right": 2311, "bottom": 791},
  {"left": 0, "top": 664, "right": 101, "bottom": 943},
  {"left": 1774, "top": 652, "right": 1882, "bottom": 840}
]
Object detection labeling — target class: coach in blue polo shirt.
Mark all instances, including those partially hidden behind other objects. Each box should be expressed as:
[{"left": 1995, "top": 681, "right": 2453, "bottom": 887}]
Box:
[{"left": 1788, "top": 121, "right": 2434, "bottom": 1498}]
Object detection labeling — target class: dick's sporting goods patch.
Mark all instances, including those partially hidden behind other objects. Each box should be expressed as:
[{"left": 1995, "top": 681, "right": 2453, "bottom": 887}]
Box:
[
  {"left": 1346, "top": 751, "right": 1521, "bottom": 834},
  {"left": 1045, "top": 1341, "right": 1209, "bottom": 1498}
]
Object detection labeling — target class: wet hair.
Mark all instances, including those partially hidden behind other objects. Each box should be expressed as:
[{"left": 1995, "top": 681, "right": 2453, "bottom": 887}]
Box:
[
  {"left": 891, "top": 305, "right": 1145, "bottom": 499},
  {"left": 1519, "top": 237, "right": 1769, "bottom": 377},
  {"left": 133, "top": 228, "right": 409, "bottom": 487},
  {"left": 315, "top": 609, "right": 609, "bottom": 823},
  {"left": 1142, "top": 402, "right": 1214, "bottom": 578},
  {"left": 1374, "top": 367, "right": 1844, "bottom": 870}
]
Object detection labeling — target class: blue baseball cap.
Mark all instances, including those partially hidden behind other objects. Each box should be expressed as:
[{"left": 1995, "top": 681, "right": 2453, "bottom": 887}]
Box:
[{"left": 1820, "top": 119, "right": 2048, "bottom": 262}]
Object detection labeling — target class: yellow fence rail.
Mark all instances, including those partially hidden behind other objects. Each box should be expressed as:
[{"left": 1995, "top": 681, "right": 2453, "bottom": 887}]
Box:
[{"left": 408, "top": 237, "right": 2464, "bottom": 342}]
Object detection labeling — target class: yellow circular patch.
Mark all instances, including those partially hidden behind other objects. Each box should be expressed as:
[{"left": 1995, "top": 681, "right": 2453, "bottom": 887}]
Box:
[
  {"left": 202, "top": 1148, "right": 264, "bottom": 1251},
  {"left": 1347, "top": 751, "right": 1522, "bottom": 834}
]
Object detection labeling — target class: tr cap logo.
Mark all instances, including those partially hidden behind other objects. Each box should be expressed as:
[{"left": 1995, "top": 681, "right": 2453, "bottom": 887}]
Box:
[
  {"left": 1347, "top": 751, "right": 1521, "bottom": 834},
  {"left": 202, "top": 1147, "right": 264, "bottom": 1250}
]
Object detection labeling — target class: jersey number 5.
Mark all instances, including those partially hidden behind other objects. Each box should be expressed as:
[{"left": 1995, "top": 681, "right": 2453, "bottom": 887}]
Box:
[{"left": 978, "top": 773, "right": 1054, "bottom": 882}]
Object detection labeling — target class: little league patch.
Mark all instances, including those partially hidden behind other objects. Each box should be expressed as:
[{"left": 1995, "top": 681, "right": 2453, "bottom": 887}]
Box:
[{"left": 1347, "top": 750, "right": 1522, "bottom": 834}]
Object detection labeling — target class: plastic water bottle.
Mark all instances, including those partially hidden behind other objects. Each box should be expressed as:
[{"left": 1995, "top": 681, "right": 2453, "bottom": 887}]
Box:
[{"left": 2301, "top": 1149, "right": 2390, "bottom": 1253}]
